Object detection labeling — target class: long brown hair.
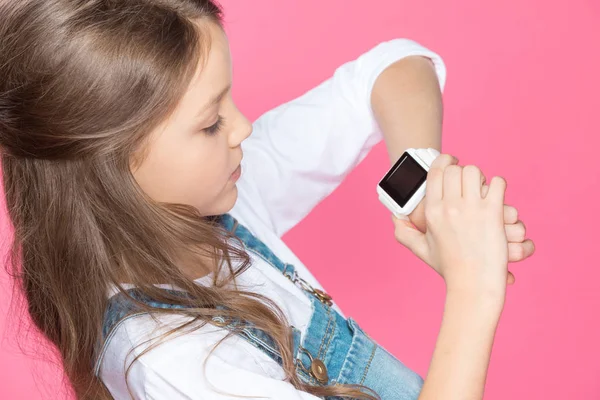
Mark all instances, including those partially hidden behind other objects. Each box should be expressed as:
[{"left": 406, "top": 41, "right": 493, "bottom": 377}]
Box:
[{"left": 0, "top": 1, "right": 379, "bottom": 399}]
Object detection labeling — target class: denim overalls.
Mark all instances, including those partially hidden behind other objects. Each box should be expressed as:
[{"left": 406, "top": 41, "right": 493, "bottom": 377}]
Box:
[{"left": 94, "top": 213, "right": 424, "bottom": 399}]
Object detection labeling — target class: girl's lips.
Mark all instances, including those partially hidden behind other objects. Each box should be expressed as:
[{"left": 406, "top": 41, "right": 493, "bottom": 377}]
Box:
[{"left": 230, "top": 164, "right": 241, "bottom": 181}]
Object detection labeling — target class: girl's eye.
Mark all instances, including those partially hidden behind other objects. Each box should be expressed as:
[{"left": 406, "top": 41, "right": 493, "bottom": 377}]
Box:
[{"left": 204, "top": 115, "right": 225, "bottom": 135}]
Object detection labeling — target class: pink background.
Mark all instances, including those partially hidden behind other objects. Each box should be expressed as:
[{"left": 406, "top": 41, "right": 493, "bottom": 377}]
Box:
[{"left": 1, "top": 0, "right": 598, "bottom": 398}]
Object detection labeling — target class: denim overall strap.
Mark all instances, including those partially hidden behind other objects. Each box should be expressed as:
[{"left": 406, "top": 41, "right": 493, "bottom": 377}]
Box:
[
  {"left": 96, "top": 213, "right": 425, "bottom": 399},
  {"left": 217, "top": 213, "right": 363, "bottom": 387},
  {"left": 94, "top": 286, "right": 301, "bottom": 377},
  {"left": 217, "top": 213, "right": 425, "bottom": 398},
  {"left": 93, "top": 213, "right": 303, "bottom": 377},
  {"left": 217, "top": 213, "right": 298, "bottom": 281}
]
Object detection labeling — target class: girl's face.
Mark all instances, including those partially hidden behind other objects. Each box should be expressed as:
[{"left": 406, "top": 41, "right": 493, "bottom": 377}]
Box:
[{"left": 131, "top": 21, "right": 252, "bottom": 216}]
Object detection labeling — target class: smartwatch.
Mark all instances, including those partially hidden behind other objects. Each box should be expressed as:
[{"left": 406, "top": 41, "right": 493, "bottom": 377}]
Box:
[{"left": 376, "top": 148, "right": 440, "bottom": 217}]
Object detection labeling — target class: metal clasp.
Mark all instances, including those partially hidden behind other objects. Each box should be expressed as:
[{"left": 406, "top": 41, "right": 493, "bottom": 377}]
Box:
[
  {"left": 297, "top": 346, "right": 329, "bottom": 384},
  {"left": 288, "top": 275, "right": 333, "bottom": 307},
  {"left": 311, "top": 288, "right": 333, "bottom": 306}
]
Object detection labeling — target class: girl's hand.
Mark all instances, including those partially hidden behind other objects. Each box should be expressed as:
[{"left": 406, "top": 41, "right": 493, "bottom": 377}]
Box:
[
  {"left": 392, "top": 154, "right": 510, "bottom": 297},
  {"left": 393, "top": 155, "right": 535, "bottom": 284}
]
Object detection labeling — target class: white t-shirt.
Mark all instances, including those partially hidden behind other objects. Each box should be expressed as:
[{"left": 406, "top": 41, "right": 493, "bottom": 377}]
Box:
[{"left": 99, "top": 38, "right": 447, "bottom": 399}]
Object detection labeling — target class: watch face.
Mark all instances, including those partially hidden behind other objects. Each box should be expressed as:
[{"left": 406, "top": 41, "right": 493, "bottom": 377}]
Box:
[{"left": 379, "top": 152, "right": 428, "bottom": 208}]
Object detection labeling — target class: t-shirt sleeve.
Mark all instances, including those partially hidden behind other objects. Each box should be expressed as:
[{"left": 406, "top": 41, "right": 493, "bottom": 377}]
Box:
[{"left": 237, "top": 38, "right": 446, "bottom": 237}]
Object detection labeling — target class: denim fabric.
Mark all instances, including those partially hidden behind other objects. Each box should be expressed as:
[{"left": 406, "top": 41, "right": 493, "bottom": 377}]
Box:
[{"left": 94, "top": 213, "right": 424, "bottom": 399}]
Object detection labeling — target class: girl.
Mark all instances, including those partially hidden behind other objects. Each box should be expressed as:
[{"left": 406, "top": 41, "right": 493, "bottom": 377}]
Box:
[{"left": 0, "top": 1, "right": 534, "bottom": 399}]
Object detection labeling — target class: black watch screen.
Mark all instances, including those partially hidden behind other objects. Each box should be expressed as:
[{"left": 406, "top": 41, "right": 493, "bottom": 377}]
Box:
[{"left": 378, "top": 152, "right": 428, "bottom": 208}]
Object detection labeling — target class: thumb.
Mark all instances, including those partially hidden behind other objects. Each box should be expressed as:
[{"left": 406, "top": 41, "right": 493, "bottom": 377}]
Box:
[{"left": 391, "top": 214, "right": 427, "bottom": 260}]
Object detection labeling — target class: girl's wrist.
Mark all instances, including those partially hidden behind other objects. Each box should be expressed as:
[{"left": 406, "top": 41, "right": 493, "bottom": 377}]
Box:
[{"left": 445, "top": 286, "right": 505, "bottom": 320}]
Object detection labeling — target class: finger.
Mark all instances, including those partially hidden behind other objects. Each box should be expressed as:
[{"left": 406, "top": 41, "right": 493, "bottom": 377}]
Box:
[
  {"left": 430, "top": 153, "right": 458, "bottom": 170},
  {"left": 508, "top": 239, "right": 536, "bottom": 262},
  {"left": 392, "top": 215, "right": 428, "bottom": 261},
  {"left": 505, "top": 221, "right": 526, "bottom": 243},
  {"left": 426, "top": 154, "right": 455, "bottom": 204},
  {"left": 483, "top": 184, "right": 519, "bottom": 223},
  {"left": 487, "top": 176, "right": 507, "bottom": 207},
  {"left": 503, "top": 205, "right": 518, "bottom": 224},
  {"left": 443, "top": 165, "right": 463, "bottom": 199},
  {"left": 425, "top": 167, "right": 444, "bottom": 208},
  {"left": 507, "top": 271, "right": 515, "bottom": 285},
  {"left": 428, "top": 153, "right": 458, "bottom": 178},
  {"left": 462, "top": 165, "right": 484, "bottom": 199},
  {"left": 481, "top": 184, "right": 489, "bottom": 198}
]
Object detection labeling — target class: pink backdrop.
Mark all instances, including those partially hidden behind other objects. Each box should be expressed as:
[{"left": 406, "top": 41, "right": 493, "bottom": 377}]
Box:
[{"left": 1, "top": 0, "right": 598, "bottom": 398}]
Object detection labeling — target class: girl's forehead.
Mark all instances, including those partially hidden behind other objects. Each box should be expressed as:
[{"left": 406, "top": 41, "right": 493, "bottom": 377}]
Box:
[{"left": 175, "top": 22, "right": 232, "bottom": 122}]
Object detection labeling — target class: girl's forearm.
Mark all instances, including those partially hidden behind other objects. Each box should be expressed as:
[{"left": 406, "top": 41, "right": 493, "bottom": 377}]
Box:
[
  {"left": 418, "top": 290, "right": 504, "bottom": 400},
  {"left": 371, "top": 55, "right": 443, "bottom": 166},
  {"left": 373, "top": 57, "right": 507, "bottom": 399},
  {"left": 371, "top": 56, "right": 443, "bottom": 230}
]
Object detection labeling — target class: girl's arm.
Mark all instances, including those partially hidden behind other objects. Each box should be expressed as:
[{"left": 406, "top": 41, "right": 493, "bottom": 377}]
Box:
[
  {"left": 238, "top": 39, "right": 446, "bottom": 238},
  {"left": 371, "top": 55, "right": 443, "bottom": 233},
  {"left": 373, "top": 55, "right": 508, "bottom": 399},
  {"left": 372, "top": 57, "right": 534, "bottom": 266},
  {"left": 418, "top": 289, "right": 504, "bottom": 400},
  {"left": 372, "top": 55, "right": 443, "bottom": 165}
]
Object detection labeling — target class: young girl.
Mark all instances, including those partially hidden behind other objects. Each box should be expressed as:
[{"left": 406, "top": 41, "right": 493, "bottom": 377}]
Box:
[{"left": 0, "top": 1, "right": 534, "bottom": 399}]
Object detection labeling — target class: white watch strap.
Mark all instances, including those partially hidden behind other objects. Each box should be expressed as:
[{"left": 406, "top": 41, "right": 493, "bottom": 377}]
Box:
[{"left": 415, "top": 148, "right": 440, "bottom": 166}]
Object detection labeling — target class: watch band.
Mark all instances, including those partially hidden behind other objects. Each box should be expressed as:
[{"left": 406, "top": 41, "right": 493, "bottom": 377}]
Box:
[{"left": 415, "top": 148, "right": 440, "bottom": 166}]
